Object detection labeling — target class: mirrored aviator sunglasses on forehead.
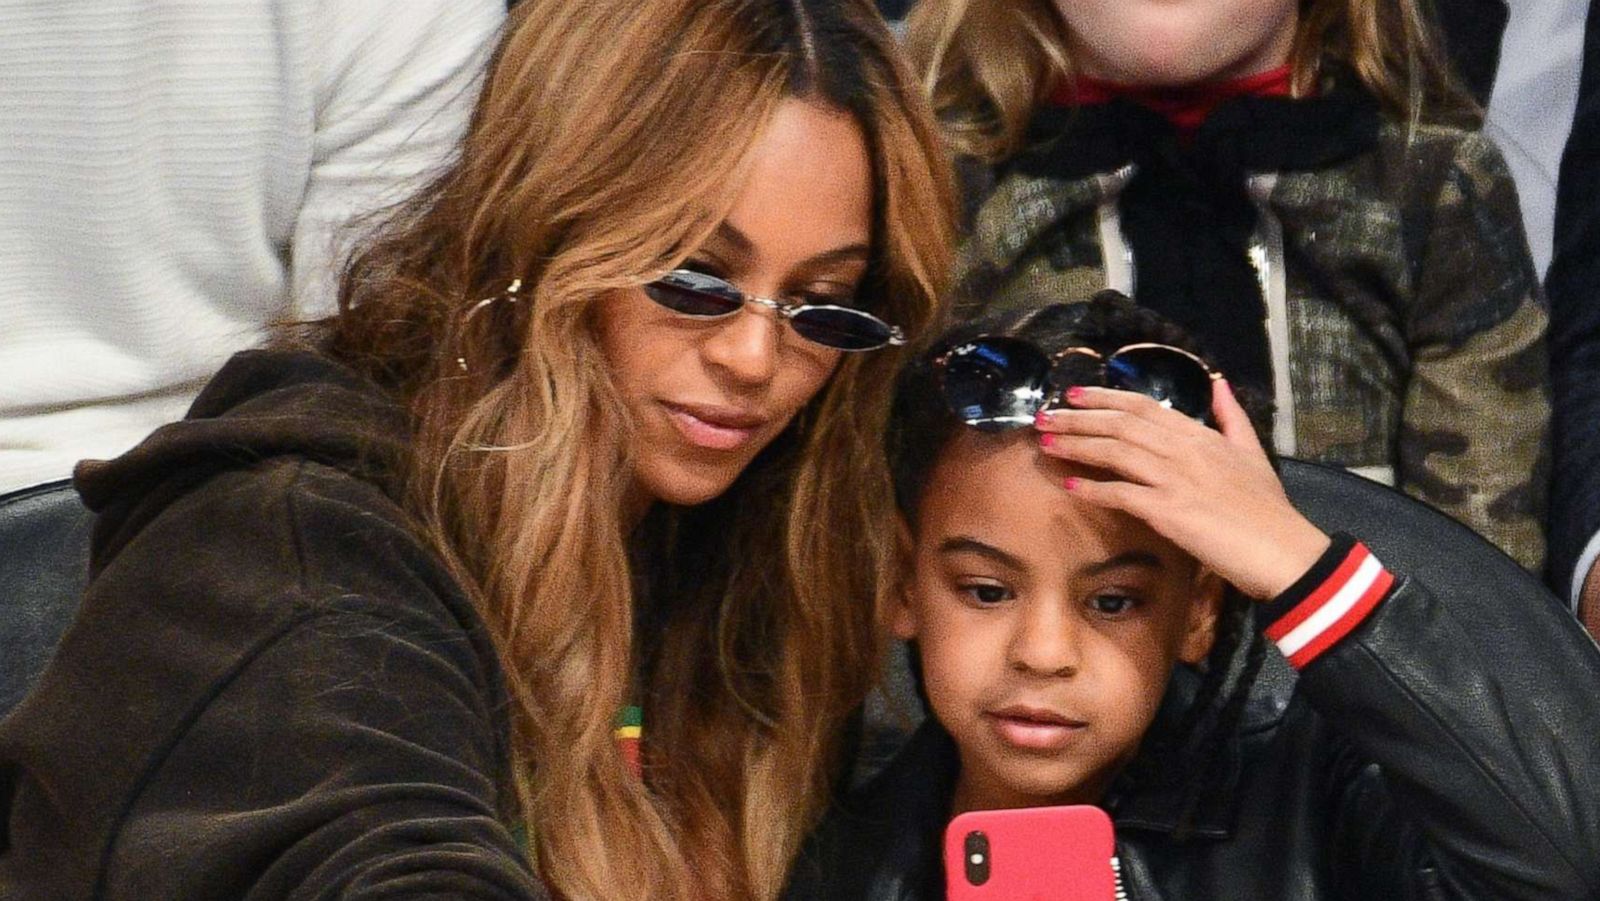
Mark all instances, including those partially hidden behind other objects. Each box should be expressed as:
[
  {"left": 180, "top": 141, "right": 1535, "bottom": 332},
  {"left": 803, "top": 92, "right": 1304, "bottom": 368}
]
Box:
[
  {"left": 934, "top": 336, "right": 1222, "bottom": 431},
  {"left": 642, "top": 268, "right": 905, "bottom": 352}
]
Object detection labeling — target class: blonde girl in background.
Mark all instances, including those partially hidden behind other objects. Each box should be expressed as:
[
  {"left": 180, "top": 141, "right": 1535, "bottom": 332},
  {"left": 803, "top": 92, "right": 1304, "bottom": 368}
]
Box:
[
  {"left": 905, "top": 0, "right": 1550, "bottom": 572},
  {"left": 0, "top": 1, "right": 956, "bottom": 899}
]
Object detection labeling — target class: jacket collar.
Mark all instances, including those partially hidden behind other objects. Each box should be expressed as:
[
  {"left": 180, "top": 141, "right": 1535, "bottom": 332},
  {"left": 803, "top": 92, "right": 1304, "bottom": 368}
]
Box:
[{"left": 74, "top": 349, "right": 411, "bottom": 573}]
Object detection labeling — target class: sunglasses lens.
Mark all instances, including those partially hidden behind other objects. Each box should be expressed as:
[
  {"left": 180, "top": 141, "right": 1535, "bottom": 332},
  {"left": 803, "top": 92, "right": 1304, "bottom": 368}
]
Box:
[
  {"left": 1104, "top": 347, "right": 1213, "bottom": 419},
  {"left": 643, "top": 271, "right": 743, "bottom": 317},
  {"left": 1044, "top": 351, "right": 1107, "bottom": 401},
  {"left": 791, "top": 307, "right": 894, "bottom": 351},
  {"left": 941, "top": 337, "right": 1052, "bottom": 430}
]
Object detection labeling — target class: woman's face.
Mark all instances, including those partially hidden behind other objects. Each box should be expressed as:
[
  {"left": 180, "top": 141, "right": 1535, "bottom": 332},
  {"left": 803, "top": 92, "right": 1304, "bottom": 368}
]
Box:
[
  {"left": 894, "top": 431, "right": 1221, "bottom": 811},
  {"left": 1052, "top": 0, "right": 1298, "bottom": 86},
  {"left": 595, "top": 99, "right": 873, "bottom": 508}
]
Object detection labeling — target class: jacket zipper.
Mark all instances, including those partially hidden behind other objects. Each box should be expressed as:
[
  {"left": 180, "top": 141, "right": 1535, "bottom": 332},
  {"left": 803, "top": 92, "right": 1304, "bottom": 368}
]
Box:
[
  {"left": 1111, "top": 855, "right": 1129, "bottom": 900},
  {"left": 1096, "top": 165, "right": 1138, "bottom": 295},
  {"left": 1245, "top": 173, "right": 1297, "bottom": 456}
]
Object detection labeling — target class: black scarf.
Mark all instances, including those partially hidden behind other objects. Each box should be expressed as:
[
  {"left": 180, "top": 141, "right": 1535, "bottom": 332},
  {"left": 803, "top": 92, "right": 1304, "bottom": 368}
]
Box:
[{"left": 1005, "top": 79, "right": 1381, "bottom": 395}]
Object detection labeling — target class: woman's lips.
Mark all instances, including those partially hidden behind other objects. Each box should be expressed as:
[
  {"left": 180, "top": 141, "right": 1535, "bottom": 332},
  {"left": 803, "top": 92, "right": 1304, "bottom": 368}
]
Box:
[
  {"left": 663, "top": 401, "right": 765, "bottom": 451},
  {"left": 985, "top": 706, "right": 1087, "bottom": 752}
]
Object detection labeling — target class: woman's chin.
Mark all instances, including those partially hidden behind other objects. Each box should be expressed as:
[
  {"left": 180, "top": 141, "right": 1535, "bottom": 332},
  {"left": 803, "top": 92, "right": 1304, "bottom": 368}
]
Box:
[{"left": 638, "top": 463, "right": 741, "bottom": 508}]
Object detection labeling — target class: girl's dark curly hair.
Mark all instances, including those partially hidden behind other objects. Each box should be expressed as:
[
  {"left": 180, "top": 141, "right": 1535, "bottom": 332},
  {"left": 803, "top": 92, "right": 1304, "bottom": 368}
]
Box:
[{"left": 888, "top": 290, "right": 1273, "bottom": 840}]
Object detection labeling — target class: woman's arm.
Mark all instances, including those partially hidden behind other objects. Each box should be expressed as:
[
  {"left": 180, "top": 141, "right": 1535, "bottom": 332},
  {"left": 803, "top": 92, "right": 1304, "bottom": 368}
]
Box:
[{"left": 0, "top": 464, "right": 549, "bottom": 900}]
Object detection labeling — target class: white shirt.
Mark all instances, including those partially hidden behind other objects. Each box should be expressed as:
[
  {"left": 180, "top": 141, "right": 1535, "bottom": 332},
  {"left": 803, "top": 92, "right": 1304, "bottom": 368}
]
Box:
[{"left": 0, "top": 0, "right": 504, "bottom": 492}]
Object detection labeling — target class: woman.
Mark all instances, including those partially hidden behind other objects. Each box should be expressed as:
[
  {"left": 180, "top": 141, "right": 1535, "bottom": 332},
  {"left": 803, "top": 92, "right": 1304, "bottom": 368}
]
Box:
[{"left": 0, "top": 1, "right": 956, "bottom": 899}]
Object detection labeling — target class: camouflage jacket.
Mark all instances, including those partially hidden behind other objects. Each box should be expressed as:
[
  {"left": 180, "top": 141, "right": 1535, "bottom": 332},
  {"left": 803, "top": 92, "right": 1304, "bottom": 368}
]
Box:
[{"left": 955, "top": 100, "right": 1551, "bottom": 571}]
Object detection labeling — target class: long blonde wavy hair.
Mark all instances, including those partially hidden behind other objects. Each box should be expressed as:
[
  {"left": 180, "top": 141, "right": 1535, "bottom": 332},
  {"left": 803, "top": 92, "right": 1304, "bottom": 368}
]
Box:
[
  {"left": 320, "top": 0, "right": 955, "bottom": 898},
  {"left": 906, "top": 0, "right": 1472, "bottom": 161}
]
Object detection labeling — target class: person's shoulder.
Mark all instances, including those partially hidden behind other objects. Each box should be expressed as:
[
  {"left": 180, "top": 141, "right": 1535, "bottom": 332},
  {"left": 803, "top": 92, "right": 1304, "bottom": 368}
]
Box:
[
  {"left": 90, "top": 450, "right": 472, "bottom": 651},
  {"left": 204, "top": 456, "right": 470, "bottom": 629},
  {"left": 1366, "top": 118, "right": 1518, "bottom": 199}
]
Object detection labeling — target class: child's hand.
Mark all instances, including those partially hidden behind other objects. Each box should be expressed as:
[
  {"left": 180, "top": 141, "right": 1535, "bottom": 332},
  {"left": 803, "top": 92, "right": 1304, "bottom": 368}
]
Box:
[{"left": 1034, "top": 379, "right": 1331, "bottom": 600}]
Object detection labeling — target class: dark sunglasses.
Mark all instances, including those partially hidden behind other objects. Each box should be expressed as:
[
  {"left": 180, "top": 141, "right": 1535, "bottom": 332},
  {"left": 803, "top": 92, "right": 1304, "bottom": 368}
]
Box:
[
  {"left": 642, "top": 269, "right": 905, "bottom": 352},
  {"left": 934, "top": 336, "right": 1220, "bottom": 431}
]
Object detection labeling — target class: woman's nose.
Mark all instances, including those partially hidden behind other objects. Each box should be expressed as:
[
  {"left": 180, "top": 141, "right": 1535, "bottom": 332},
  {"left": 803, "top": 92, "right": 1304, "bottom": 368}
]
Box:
[
  {"left": 1008, "top": 599, "right": 1080, "bottom": 678},
  {"left": 701, "top": 300, "right": 783, "bottom": 386}
]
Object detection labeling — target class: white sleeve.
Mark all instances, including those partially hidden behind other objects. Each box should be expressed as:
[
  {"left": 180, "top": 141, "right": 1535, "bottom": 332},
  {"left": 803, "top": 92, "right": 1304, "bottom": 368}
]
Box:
[
  {"left": 1570, "top": 530, "right": 1600, "bottom": 612},
  {"left": 290, "top": 0, "right": 505, "bottom": 317}
]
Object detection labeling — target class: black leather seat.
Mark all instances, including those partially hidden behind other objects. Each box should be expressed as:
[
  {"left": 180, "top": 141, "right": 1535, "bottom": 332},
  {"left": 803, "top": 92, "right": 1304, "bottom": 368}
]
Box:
[{"left": 0, "top": 480, "right": 93, "bottom": 718}]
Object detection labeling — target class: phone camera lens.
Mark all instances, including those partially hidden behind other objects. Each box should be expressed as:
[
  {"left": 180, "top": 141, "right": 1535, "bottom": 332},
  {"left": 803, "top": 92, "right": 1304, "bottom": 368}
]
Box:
[{"left": 963, "top": 830, "right": 991, "bottom": 885}]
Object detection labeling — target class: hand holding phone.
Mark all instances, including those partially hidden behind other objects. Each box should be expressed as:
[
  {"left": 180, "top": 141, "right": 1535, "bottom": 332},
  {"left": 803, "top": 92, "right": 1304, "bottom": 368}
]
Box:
[{"left": 944, "top": 804, "right": 1117, "bottom": 900}]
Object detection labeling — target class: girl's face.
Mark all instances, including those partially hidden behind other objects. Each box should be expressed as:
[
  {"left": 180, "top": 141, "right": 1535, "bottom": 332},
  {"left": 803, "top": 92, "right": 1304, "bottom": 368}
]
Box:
[
  {"left": 595, "top": 99, "right": 872, "bottom": 508},
  {"left": 1052, "top": 0, "right": 1298, "bottom": 86},
  {"left": 894, "top": 431, "right": 1221, "bottom": 811}
]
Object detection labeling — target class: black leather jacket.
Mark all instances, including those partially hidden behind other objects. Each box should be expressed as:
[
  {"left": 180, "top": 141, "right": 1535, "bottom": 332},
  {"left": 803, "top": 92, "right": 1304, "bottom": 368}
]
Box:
[{"left": 784, "top": 573, "right": 1600, "bottom": 900}]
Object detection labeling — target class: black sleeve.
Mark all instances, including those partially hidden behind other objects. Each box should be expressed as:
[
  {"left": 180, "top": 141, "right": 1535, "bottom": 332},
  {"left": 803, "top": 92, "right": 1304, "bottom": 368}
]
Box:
[{"left": 1268, "top": 539, "right": 1600, "bottom": 899}]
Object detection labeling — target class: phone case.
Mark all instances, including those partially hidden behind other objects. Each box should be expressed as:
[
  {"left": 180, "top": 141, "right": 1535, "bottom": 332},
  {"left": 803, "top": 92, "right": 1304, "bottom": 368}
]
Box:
[{"left": 944, "top": 804, "right": 1117, "bottom": 901}]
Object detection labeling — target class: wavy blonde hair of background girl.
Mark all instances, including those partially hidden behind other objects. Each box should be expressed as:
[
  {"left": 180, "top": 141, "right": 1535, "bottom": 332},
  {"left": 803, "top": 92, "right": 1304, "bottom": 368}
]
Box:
[
  {"left": 906, "top": 0, "right": 1473, "bottom": 161},
  {"left": 319, "top": 0, "right": 956, "bottom": 898}
]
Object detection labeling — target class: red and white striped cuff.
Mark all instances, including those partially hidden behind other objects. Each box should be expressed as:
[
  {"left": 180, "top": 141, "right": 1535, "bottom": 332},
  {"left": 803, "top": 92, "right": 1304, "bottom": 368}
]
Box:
[{"left": 1264, "top": 539, "right": 1395, "bottom": 669}]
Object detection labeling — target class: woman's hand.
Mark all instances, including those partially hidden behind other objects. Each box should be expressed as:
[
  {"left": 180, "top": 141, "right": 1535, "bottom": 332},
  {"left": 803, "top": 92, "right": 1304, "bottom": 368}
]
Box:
[{"left": 1034, "top": 379, "right": 1330, "bottom": 600}]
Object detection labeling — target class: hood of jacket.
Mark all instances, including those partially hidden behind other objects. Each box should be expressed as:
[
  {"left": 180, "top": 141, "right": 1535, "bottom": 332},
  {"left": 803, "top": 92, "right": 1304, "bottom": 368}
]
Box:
[{"left": 73, "top": 348, "right": 412, "bottom": 574}]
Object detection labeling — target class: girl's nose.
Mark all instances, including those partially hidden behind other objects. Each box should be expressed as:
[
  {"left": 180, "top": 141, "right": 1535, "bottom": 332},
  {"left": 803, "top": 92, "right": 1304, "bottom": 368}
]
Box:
[{"left": 1009, "top": 599, "right": 1080, "bottom": 678}]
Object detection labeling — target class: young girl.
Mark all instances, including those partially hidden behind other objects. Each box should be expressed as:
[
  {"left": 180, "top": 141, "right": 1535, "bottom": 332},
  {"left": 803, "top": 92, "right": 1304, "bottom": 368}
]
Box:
[
  {"left": 904, "top": 0, "right": 1551, "bottom": 573},
  {"left": 783, "top": 295, "right": 1600, "bottom": 900},
  {"left": 0, "top": 2, "right": 956, "bottom": 899}
]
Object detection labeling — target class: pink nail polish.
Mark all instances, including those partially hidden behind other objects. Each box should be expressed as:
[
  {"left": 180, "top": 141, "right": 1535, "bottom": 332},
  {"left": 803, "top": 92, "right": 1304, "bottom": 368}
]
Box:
[
  {"left": 1066, "top": 387, "right": 1085, "bottom": 402},
  {"left": 1063, "top": 477, "right": 1079, "bottom": 490},
  {"left": 1040, "top": 433, "right": 1054, "bottom": 448}
]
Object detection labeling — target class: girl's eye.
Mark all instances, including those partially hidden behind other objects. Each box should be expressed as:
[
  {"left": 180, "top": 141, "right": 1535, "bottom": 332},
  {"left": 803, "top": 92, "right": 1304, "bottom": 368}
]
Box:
[
  {"left": 1090, "top": 593, "right": 1138, "bottom": 616},
  {"left": 958, "top": 582, "right": 1012, "bottom": 606}
]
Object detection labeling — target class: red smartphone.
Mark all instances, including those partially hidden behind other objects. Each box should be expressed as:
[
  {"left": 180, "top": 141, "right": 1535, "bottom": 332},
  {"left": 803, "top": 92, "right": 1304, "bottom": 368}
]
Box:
[{"left": 944, "top": 804, "right": 1117, "bottom": 901}]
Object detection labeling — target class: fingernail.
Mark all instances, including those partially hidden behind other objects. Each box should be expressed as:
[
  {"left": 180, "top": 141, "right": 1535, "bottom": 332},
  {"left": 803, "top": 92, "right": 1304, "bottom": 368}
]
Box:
[
  {"left": 1063, "top": 476, "right": 1079, "bottom": 490},
  {"left": 1066, "top": 387, "right": 1085, "bottom": 402},
  {"left": 1039, "top": 433, "right": 1054, "bottom": 448},
  {"left": 1034, "top": 409, "right": 1052, "bottom": 425}
]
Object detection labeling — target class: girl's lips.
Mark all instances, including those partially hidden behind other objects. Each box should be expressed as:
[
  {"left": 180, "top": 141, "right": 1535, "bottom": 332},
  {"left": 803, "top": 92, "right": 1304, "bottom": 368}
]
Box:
[
  {"left": 985, "top": 707, "right": 1087, "bottom": 752},
  {"left": 663, "top": 402, "right": 764, "bottom": 451}
]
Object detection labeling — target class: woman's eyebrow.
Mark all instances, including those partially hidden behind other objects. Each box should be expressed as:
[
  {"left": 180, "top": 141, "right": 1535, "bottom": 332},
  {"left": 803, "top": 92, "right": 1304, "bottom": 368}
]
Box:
[
  {"left": 937, "top": 536, "right": 1025, "bottom": 571},
  {"left": 715, "top": 221, "right": 870, "bottom": 269},
  {"left": 1083, "top": 551, "right": 1164, "bottom": 576},
  {"left": 802, "top": 243, "right": 871, "bottom": 269},
  {"left": 714, "top": 221, "right": 756, "bottom": 256}
]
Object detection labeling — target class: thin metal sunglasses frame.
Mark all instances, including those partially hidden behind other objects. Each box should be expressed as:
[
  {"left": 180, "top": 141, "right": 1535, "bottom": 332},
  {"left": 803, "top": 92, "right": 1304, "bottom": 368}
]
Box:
[{"left": 644, "top": 268, "right": 906, "bottom": 351}]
